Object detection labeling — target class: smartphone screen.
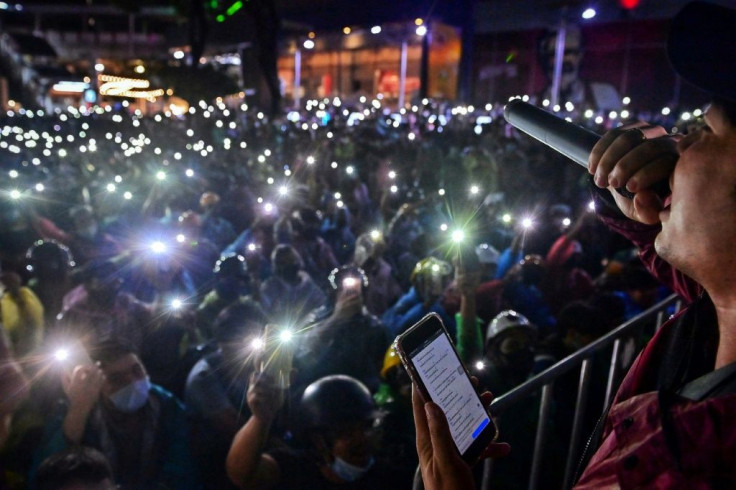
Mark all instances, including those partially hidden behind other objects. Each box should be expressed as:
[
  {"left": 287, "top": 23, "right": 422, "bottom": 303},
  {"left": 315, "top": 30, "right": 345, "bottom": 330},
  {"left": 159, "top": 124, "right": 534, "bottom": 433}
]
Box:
[
  {"left": 396, "top": 313, "right": 496, "bottom": 462},
  {"left": 409, "top": 328, "right": 492, "bottom": 454}
]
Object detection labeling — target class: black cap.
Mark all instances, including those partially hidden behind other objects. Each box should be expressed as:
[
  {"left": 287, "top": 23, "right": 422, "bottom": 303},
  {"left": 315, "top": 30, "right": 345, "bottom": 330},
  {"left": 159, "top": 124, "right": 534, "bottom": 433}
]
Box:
[{"left": 667, "top": 1, "right": 736, "bottom": 102}]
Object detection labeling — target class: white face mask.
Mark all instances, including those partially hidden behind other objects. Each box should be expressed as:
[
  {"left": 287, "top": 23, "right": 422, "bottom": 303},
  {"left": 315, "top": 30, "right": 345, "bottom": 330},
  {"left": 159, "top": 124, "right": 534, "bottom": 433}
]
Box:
[
  {"left": 108, "top": 377, "right": 150, "bottom": 413},
  {"left": 330, "top": 456, "right": 374, "bottom": 482}
]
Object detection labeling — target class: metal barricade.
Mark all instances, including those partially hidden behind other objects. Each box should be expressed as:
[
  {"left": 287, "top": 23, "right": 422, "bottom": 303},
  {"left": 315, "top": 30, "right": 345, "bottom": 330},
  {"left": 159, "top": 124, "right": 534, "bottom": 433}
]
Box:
[{"left": 485, "top": 294, "right": 682, "bottom": 489}]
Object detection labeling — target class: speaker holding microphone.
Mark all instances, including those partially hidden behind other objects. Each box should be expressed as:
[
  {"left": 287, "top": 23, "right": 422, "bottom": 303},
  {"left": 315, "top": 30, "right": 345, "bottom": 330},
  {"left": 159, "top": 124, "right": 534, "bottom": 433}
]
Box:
[{"left": 502, "top": 100, "right": 669, "bottom": 199}]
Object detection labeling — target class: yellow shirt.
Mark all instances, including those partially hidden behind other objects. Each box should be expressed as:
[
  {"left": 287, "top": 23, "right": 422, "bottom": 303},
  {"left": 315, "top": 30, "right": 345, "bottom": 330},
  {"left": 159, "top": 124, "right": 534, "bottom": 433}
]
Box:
[{"left": 1, "top": 287, "right": 44, "bottom": 357}]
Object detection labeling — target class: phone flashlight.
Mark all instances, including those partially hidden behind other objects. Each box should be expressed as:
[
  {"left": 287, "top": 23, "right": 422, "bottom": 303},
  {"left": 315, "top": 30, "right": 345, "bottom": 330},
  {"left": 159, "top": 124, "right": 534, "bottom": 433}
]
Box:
[
  {"left": 562, "top": 217, "right": 572, "bottom": 227},
  {"left": 54, "top": 348, "right": 70, "bottom": 362},
  {"left": 501, "top": 213, "right": 512, "bottom": 224},
  {"left": 53, "top": 342, "right": 93, "bottom": 374},
  {"left": 150, "top": 241, "right": 167, "bottom": 254},
  {"left": 369, "top": 229, "right": 382, "bottom": 241},
  {"left": 171, "top": 298, "right": 183, "bottom": 310},
  {"left": 451, "top": 229, "right": 466, "bottom": 243},
  {"left": 250, "top": 337, "right": 265, "bottom": 351},
  {"left": 342, "top": 276, "right": 360, "bottom": 290},
  {"left": 521, "top": 217, "right": 534, "bottom": 229},
  {"left": 278, "top": 329, "right": 294, "bottom": 343}
]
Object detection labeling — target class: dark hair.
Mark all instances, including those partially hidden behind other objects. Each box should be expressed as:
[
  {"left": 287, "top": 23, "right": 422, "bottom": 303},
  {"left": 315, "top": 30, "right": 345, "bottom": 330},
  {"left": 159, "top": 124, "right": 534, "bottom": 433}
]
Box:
[
  {"left": 35, "top": 447, "right": 113, "bottom": 490},
  {"left": 90, "top": 339, "right": 137, "bottom": 367}
]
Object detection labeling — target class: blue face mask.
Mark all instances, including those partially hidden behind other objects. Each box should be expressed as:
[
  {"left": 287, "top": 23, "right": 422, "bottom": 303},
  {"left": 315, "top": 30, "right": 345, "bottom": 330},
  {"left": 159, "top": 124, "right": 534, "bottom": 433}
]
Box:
[
  {"left": 330, "top": 456, "right": 374, "bottom": 482},
  {"left": 108, "top": 377, "right": 151, "bottom": 413}
]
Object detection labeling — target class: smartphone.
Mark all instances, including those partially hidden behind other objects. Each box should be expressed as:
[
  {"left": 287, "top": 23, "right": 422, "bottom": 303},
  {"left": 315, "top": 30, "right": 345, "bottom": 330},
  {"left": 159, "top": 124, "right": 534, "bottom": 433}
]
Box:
[
  {"left": 259, "top": 324, "right": 294, "bottom": 390},
  {"left": 55, "top": 341, "right": 93, "bottom": 376},
  {"left": 394, "top": 313, "right": 498, "bottom": 463},
  {"left": 341, "top": 276, "right": 362, "bottom": 294}
]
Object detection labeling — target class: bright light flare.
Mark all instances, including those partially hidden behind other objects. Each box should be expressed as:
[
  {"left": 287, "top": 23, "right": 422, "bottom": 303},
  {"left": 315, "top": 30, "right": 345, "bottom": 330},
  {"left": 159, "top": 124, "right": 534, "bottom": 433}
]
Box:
[
  {"left": 582, "top": 8, "right": 596, "bottom": 19},
  {"left": 562, "top": 217, "right": 572, "bottom": 227},
  {"left": 150, "top": 241, "right": 167, "bottom": 254},
  {"left": 451, "top": 229, "right": 465, "bottom": 243},
  {"left": 251, "top": 338, "right": 265, "bottom": 350},
  {"left": 156, "top": 171, "right": 166, "bottom": 181},
  {"left": 279, "top": 330, "right": 294, "bottom": 343},
  {"left": 521, "top": 217, "right": 534, "bottom": 229},
  {"left": 54, "top": 348, "right": 70, "bottom": 362},
  {"left": 342, "top": 277, "right": 359, "bottom": 289},
  {"left": 171, "top": 298, "right": 183, "bottom": 309}
]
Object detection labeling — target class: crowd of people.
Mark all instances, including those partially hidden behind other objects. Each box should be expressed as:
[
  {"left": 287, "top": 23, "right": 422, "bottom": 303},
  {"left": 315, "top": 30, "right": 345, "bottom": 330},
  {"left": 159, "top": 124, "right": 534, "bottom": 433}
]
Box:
[{"left": 0, "top": 54, "right": 691, "bottom": 489}]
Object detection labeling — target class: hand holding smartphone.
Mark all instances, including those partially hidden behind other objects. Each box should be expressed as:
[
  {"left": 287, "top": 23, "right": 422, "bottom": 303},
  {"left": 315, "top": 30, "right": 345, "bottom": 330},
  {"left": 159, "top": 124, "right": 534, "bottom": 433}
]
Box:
[
  {"left": 258, "top": 324, "right": 294, "bottom": 390},
  {"left": 395, "top": 313, "right": 498, "bottom": 464}
]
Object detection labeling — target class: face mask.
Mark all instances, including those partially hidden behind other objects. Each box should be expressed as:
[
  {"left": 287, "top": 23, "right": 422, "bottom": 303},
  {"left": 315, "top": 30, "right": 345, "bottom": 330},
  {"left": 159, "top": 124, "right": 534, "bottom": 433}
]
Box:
[
  {"left": 108, "top": 377, "right": 150, "bottom": 413},
  {"left": 330, "top": 456, "right": 374, "bottom": 482}
]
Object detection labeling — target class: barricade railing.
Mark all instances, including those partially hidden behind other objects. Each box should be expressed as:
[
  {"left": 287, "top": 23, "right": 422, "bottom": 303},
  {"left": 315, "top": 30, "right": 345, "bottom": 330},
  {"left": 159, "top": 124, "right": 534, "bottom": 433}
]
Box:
[
  {"left": 484, "top": 294, "right": 682, "bottom": 489},
  {"left": 412, "top": 294, "right": 682, "bottom": 490}
]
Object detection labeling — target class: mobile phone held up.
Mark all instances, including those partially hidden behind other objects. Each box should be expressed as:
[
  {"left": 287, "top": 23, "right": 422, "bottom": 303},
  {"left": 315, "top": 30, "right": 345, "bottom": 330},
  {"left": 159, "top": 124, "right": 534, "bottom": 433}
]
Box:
[{"left": 394, "top": 313, "right": 498, "bottom": 464}]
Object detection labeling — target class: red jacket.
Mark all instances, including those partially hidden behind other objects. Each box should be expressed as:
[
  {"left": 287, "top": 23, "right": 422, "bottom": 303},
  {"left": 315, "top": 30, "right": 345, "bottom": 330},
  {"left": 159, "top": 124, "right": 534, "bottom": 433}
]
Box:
[{"left": 576, "top": 205, "right": 736, "bottom": 488}]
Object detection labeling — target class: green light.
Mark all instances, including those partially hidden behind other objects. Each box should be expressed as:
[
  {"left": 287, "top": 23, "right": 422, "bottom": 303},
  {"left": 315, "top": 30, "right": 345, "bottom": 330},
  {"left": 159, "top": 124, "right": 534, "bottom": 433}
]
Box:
[
  {"left": 226, "top": 1, "right": 243, "bottom": 15},
  {"left": 210, "top": 0, "right": 218, "bottom": 9},
  {"left": 216, "top": 14, "right": 225, "bottom": 22}
]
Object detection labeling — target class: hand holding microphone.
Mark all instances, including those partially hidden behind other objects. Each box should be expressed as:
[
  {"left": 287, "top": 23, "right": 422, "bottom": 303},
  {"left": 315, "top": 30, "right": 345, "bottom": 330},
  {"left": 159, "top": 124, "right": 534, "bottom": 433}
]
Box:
[{"left": 503, "top": 100, "right": 673, "bottom": 203}]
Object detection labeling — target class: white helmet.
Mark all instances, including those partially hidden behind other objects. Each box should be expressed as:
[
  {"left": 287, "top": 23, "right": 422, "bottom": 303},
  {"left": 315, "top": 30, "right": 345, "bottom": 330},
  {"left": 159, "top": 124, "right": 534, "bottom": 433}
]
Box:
[{"left": 486, "top": 310, "right": 536, "bottom": 344}]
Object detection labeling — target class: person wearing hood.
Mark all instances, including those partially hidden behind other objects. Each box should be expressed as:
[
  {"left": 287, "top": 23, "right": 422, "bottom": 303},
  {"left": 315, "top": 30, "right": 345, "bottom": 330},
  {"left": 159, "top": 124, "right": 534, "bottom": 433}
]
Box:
[{"left": 259, "top": 244, "right": 327, "bottom": 324}]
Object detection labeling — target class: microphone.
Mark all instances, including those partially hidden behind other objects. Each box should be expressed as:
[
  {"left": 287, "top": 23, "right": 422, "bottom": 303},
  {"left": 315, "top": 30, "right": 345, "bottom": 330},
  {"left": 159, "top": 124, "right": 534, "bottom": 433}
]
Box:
[
  {"left": 503, "top": 99, "right": 599, "bottom": 169},
  {"left": 503, "top": 100, "right": 669, "bottom": 199}
]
